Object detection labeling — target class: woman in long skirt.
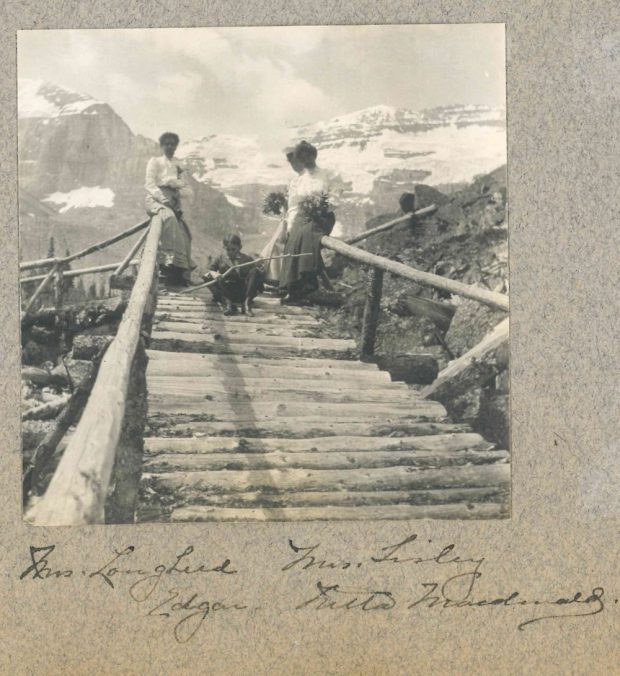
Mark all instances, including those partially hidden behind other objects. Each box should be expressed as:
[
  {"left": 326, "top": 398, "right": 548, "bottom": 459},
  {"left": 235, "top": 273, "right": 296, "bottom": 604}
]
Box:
[
  {"left": 145, "top": 132, "right": 195, "bottom": 286},
  {"left": 279, "top": 141, "right": 337, "bottom": 301},
  {"left": 260, "top": 148, "right": 303, "bottom": 286}
]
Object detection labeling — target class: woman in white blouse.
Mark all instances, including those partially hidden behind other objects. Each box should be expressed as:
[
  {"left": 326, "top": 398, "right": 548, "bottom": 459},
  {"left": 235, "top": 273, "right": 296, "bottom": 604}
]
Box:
[
  {"left": 279, "top": 141, "right": 337, "bottom": 301},
  {"left": 145, "top": 132, "right": 195, "bottom": 286},
  {"left": 260, "top": 148, "right": 304, "bottom": 286}
]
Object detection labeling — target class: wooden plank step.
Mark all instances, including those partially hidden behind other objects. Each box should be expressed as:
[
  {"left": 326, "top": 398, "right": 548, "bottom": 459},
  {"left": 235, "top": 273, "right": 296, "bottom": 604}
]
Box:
[
  {"left": 155, "top": 310, "right": 319, "bottom": 325},
  {"left": 146, "top": 349, "right": 382, "bottom": 372},
  {"left": 154, "top": 420, "right": 467, "bottom": 438},
  {"left": 157, "top": 299, "right": 315, "bottom": 316},
  {"left": 157, "top": 299, "right": 207, "bottom": 308},
  {"left": 153, "top": 319, "right": 324, "bottom": 336},
  {"left": 144, "top": 432, "right": 493, "bottom": 455},
  {"left": 167, "top": 502, "right": 507, "bottom": 522},
  {"left": 142, "top": 486, "right": 504, "bottom": 509},
  {"left": 142, "top": 463, "right": 510, "bottom": 495},
  {"left": 147, "top": 379, "right": 412, "bottom": 403},
  {"left": 146, "top": 397, "right": 447, "bottom": 420},
  {"left": 151, "top": 326, "right": 356, "bottom": 350},
  {"left": 147, "top": 367, "right": 391, "bottom": 387},
  {"left": 154, "top": 312, "right": 318, "bottom": 330},
  {"left": 163, "top": 290, "right": 296, "bottom": 307},
  {"left": 143, "top": 449, "right": 508, "bottom": 473},
  {"left": 163, "top": 294, "right": 300, "bottom": 310},
  {"left": 150, "top": 335, "right": 356, "bottom": 358}
]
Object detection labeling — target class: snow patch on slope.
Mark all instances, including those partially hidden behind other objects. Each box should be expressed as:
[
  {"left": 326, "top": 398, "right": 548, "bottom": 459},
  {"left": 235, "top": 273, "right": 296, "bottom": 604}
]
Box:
[
  {"left": 43, "top": 186, "right": 115, "bottom": 213},
  {"left": 225, "top": 194, "right": 245, "bottom": 207}
]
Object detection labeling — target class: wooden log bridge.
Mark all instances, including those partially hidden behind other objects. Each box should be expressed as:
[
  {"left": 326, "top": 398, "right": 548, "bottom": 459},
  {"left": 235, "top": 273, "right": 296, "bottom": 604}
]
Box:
[
  {"left": 24, "top": 198, "right": 509, "bottom": 525},
  {"left": 137, "top": 290, "right": 509, "bottom": 522}
]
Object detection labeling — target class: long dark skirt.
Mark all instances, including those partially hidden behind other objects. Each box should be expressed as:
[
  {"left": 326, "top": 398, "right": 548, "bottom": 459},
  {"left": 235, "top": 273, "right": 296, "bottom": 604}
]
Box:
[
  {"left": 279, "top": 212, "right": 324, "bottom": 297},
  {"left": 146, "top": 192, "right": 194, "bottom": 284}
]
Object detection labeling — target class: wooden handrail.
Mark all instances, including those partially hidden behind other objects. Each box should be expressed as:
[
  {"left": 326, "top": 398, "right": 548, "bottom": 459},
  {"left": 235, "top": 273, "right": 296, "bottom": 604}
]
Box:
[
  {"left": 22, "top": 264, "right": 59, "bottom": 316},
  {"left": 111, "top": 225, "right": 150, "bottom": 281},
  {"left": 19, "top": 256, "right": 61, "bottom": 272},
  {"left": 19, "top": 219, "right": 150, "bottom": 271},
  {"left": 20, "top": 259, "right": 141, "bottom": 285},
  {"left": 345, "top": 204, "right": 437, "bottom": 245},
  {"left": 63, "top": 219, "right": 150, "bottom": 266},
  {"left": 27, "top": 216, "right": 163, "bottom": 526},
  {"left": 321, "top": 236, "right": 509, "bottom": 312}
]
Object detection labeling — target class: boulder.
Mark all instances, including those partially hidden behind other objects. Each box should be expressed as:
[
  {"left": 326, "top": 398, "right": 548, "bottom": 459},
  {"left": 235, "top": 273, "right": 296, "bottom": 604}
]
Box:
[
  {"left": 445, "top": 298, "right": 507, "bottom": 357},
  {"left": 22, "top": 340, "right": 58, "bottom": 366},
  {"left": 22, "top": 420, "right": 55, "bottom": 454},
  {"left": 374, "top": 352, "right": 439, "bottom": 385},
  {"left": 70, "top": 334, "right": 113, "bottom": 360},
  {"left": 478, "top": 391, "right": 510, "bottom": 449},
  {"left": 51, "top": 359, "right": 94, "bottom": 387}
]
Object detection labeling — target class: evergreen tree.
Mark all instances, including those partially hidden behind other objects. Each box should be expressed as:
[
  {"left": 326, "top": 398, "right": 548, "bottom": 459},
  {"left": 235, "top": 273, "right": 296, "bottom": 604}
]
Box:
[{"left": 62, "top": 247, "right": 74, "bottom": 291}]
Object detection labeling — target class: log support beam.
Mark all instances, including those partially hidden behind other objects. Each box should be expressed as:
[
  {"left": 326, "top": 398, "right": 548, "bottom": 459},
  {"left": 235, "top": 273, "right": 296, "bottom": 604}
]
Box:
[{"left": 361, "top": 266, "right": 384, "bottom": 357}]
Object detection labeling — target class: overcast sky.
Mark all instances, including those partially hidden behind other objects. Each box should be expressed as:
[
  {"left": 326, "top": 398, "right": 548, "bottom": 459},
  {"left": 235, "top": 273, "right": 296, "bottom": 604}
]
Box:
[{"left": 18, "top": 25, "right": 505, "bottom": 144}]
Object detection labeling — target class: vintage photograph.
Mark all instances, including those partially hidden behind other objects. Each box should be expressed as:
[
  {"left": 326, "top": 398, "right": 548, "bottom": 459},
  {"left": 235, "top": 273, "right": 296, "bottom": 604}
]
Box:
[{"left": 18, "top": 25, "right": 509, "bottom": 525}]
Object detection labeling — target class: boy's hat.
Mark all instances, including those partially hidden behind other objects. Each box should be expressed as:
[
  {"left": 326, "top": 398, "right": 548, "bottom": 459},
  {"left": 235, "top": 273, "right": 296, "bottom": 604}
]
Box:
[{"left": 223, "top": 234, "right": 242, "bottom": 248}]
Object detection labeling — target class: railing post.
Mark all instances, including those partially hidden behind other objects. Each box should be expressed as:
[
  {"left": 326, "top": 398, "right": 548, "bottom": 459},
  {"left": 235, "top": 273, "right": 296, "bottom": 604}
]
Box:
[
  {"left": 53, "top": 265, "right": 68, "bottom": 351},
  {"left": 361, "top": 266, "right": 384, "bottom": 358}
]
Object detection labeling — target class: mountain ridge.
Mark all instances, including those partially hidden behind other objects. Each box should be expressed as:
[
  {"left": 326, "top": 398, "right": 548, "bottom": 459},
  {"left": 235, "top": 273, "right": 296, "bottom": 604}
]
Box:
[{"left": 18, "top": 79, "right": 506, "bottom": 263}]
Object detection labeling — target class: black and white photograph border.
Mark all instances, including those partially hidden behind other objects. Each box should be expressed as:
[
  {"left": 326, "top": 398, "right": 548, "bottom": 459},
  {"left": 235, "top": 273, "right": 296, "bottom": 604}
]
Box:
[{"left": 17, "top": 25, "right": 509, "bottom": 525}]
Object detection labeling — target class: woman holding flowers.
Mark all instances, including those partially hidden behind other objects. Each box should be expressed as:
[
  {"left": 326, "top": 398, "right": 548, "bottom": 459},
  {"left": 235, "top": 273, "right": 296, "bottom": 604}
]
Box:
[
  {"left": 278, "top": 141, "right": 337, "bottom": 302},
  {"left": 260, "top": 147, "right": 303, "bottom": 286}
]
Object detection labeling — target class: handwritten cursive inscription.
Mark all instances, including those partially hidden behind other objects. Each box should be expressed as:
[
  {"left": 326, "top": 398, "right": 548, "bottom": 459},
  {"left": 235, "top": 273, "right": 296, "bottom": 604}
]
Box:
[
  {"left": 19, "top": 543, "right": 247, "bottom": 643},
  {"left": 17, "top": 535, "right": 611, "bottom": 642},
  {"left": 283, "top": 535, "right": 607, "bottom": 631}
]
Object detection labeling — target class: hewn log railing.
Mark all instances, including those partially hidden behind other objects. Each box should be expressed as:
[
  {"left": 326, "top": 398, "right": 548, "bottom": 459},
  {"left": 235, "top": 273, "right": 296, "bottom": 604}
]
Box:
[
  {"left": 321, "top": 222, "right": 509, "bottom": 356},
  {"left": 20, "top": 259, "right": 141, "bottom": 285},
  {"left": 27, "top": 218, "right": 160, "bottom": 526},
  {"left": 111, "top": 227, "right": 151, "bottom": 283},
  {"left": 345, "top": 204, "right": 437, "bottom": 245},
  {"left": 20, "top": 219, "right": 151, "bottom": 318},
  {"left": 322, "top": 236, "right": 509, "bottom": 311},
  {"left": 19, "top": 219, "right": 150, "bottom": 271}
]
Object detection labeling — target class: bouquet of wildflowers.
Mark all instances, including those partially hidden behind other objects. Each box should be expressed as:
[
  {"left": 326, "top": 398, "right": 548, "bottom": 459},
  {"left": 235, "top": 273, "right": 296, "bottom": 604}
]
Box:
[
  {"left": 298, "top": 192, "right": 335, "bottom": 234},
  {"left": 263, "top": 191, "right": 288, "bottom": 216}
]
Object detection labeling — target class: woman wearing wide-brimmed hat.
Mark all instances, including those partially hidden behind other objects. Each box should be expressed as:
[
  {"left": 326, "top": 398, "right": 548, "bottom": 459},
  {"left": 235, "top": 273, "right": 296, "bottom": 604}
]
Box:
[
  {"left": 278, "top": 140, "right": 337, "bottom": 301},
  {"left": 145, "top": 132, "right": 195, "bottom": 287}
]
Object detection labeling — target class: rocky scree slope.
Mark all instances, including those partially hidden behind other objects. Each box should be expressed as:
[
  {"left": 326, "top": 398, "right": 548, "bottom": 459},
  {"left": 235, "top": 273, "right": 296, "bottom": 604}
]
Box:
[{"left": 322, "top": 165, "right": 509, "bottom": 447}]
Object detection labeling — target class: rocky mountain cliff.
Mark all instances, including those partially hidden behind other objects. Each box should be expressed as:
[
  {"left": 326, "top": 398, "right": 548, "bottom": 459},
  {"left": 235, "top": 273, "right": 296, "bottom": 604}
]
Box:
[
  {"left": 18, "top": 80, "right": 506, "bottom": 269},
  {"left": 18, "top": 80, "right": 241, "bottom": 272}
]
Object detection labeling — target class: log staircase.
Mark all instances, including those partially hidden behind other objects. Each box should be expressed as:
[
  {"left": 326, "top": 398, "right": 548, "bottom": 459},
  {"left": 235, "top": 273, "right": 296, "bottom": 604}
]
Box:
[
  {"left": 24, "top": 208, "right": 510, "bottom": 526},
  {"left": 137, "top": 290, "right": 510, "bottom": 522}
]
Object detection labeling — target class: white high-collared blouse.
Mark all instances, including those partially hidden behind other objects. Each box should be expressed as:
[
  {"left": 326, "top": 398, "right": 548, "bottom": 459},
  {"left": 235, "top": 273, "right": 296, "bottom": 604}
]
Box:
[
  {"left": 145, "top": 155, "right": 193, "bottom": 204},
  {"left": 286, "top": 166, "right": 341, "bottom": 227}
]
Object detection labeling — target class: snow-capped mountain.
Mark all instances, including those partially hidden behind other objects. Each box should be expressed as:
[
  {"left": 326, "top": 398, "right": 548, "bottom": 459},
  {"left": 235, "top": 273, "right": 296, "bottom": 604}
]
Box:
[
  {"left": 18, "top": 79, "right": 506, "bottom": 259},
  {"left": 177, "top": 103, "right": 506, "bottom": 234},
  {"left": 18, "top": 79, "right": 240, "bottom": 268},
  {"left": 19, "top": 79, "right": 109, "bottom": 119},
  {"left": 292, "top": 103, "right": 505, "bottom": 193}
]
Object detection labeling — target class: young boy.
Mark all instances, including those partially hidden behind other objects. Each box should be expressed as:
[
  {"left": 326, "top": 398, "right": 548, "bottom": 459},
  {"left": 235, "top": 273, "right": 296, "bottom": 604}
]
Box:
[{"left": 204, "top": 234, "right": 264, "bottom": 316}]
